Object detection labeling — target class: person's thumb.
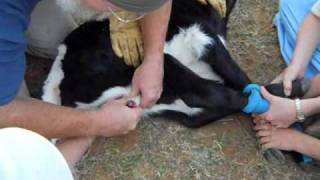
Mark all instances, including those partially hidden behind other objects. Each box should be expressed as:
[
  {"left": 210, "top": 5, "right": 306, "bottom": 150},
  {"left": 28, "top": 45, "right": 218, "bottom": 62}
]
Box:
[
  {"left": 113, "top": 97, "right": 128, "bottom": 105},
  {"left": 260, "top": 86, "right": 273, "bottom": 101},
  {"left": 129, "top": 84, "right": 140, "bottom": 97},
  {"left": 283, "top": 79, "right": 292, "bottom": 97},
  {"left": 271, "top": 73, "right": 283, "bottom": 84}
]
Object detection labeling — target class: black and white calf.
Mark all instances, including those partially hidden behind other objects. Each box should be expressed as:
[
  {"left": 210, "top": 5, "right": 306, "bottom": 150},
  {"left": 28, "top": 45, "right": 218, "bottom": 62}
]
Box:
[{"left": 42, "top": 0, "right": 307, "bottom": 128}]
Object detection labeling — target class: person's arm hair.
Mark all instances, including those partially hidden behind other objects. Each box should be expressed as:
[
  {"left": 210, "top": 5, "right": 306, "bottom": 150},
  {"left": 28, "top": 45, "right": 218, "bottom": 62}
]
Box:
[
  {"left": 140, "top": 0, "right": 172, "bottom": 62},
  {"left": 129, "top": 0, "right": 172, "bottom": 107},
  {"left": 0, "top": 97, "right": 93, "bottom": 138},
  {"left": 291, "top": 13, "right": 320, "bottom": 74}
]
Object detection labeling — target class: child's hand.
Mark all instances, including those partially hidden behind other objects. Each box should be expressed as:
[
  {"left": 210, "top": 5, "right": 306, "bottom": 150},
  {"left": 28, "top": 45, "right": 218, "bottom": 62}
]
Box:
[{"left": 256, "top": 87, "right": 296, "bottom": 128}]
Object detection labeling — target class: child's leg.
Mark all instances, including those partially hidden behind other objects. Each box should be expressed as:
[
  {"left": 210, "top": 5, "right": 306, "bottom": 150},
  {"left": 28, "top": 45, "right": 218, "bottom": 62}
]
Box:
[
  {"left": 26, "top": 0, "right": 78, "bottom": 59},
  {"left": 275, "top": 0, "right": 320, "bottom": 79}
]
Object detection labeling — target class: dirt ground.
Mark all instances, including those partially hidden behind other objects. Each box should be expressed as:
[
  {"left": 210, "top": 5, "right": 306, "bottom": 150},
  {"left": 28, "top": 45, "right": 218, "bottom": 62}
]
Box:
[{"left": 25, "top": 0, "right": 320, "bottom": 179}]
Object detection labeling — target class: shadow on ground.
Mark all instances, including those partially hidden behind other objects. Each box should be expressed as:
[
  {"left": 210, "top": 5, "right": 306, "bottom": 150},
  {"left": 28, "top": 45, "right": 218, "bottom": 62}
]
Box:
[{"left": 25, "top": 0, "right": 320, "bottom": 179}]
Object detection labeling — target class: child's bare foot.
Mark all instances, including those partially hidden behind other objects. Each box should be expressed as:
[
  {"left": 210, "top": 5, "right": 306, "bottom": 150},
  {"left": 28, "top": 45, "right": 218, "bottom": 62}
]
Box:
[{"left": 254, "top": 122, "right": 303, "bottom": 151}]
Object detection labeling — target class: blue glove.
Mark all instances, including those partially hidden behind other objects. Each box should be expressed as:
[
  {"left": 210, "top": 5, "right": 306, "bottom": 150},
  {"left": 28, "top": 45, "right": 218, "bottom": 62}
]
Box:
[{"left": 242, "top": 84, "right": 270, "bottom": 114}]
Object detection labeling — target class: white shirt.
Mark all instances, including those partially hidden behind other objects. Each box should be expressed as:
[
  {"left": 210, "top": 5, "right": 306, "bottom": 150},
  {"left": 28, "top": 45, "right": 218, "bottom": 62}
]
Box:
[{"left": 0, "top": 128, "right": 73, "bottom": 180}]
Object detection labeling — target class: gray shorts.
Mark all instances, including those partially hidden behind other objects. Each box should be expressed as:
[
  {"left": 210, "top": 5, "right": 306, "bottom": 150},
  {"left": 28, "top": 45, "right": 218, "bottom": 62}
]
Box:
[
  {"left": 18, "top": 81, "right": 30, "bottom": 98},
  {"left": 23, "top": 0, "right": 78, "bottom": 99},
  {"left": 26, "top": 0, "right": 78, "bottom": 59}
]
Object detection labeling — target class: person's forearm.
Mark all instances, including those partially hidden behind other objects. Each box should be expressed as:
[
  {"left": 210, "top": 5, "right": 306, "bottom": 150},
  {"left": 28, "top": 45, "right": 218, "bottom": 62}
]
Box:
[
  {"left": 294, "top": 133, "right": 320, "bottom": 160},
  {"left": 140, "top": 0, "right": 171, "bottom": 61},
  {"left": 0, "top": 97, "right": 93, "bottom": 138},
  {"left": 303, "top": 75, "right": 320, "bottom": 98},
  {"left": 301, "top": 96, "right": 320, "bottom": 117},
  {"left": 291, "top": 14, "right": 320, "bottom": 73}
]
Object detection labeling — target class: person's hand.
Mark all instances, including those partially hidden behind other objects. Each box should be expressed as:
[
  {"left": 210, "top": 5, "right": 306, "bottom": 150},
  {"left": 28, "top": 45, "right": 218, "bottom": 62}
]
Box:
[
  {"left": 272, "top": 64, "right": 304, "bottom": 97},
  {"left": 254, "top": 122, "right": 302, "bottom": 151},
  {"left": 89, "top": 98, "right": 143, "bottom": 137},
  {"left": 130, "top": 56, "right": 164, "bottom": 108},
  {"left": 257, "top": 87, "right": 297, "bottom": 128}
]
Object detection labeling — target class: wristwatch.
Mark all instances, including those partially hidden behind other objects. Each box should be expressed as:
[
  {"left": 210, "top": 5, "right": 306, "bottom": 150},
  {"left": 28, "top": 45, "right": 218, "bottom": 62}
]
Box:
[{"left": 295, "top": 98, "right": 305, "bottom": 122}]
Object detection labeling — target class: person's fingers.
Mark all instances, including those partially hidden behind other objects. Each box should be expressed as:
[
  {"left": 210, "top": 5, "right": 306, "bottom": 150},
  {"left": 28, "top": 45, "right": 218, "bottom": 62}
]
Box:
[
  {"left": 271, "top": 73, "right": 283, "bottom": 84},
  {"left": 283, "top": 79, "right": 292, "bottom": 97},
  {"left": 260, "top": 86, "right": 273, "bottom": 101},
  {"left": 262, "top": 142, "right": 275, "bottom": 150},
  {"left": 127, "top": 43, "right": 134, "bottom": 66},
  {"left": 256, "top": 130, "right": 272, "bottom": 137},
  {"left": 136, "top": 107, "right": 144, "bottom": 114},
  {"left": 140, "top": 91, "right": 157, "bottom": 108},
  {"left": 267, "top": 120, "right": 282, "bottom": 128},
  {"left": 259, "top": 119, "right": 268, "bottom": 125},
  {"left": 112, "top": 98, "right": 129, "bottom": 105},
  {"left": 136, "top": 38, "right": 144, "bottom": 64},
  {"left": 117, "top": 37, "right": 129, "bottom": 65},
  {"left": 110, "top": 17, "right": 124, "bottom": 59},
  {"left": 121, "top": 37, "right": 132, "bottom": 66},
  {"left": 140, "top": 96, "right": 153, "bottom": 108},
  {"left": 111, "top": 36, "right": 123, "bottom": 58},
  {"left": 253, "top": 116, "right": 265, "bottom": 124},
  {"left": 259, "top": 136, "right": 272, "bottom": 144},
  {"left": 254, "top": 123, "right": 272, "bottom": 131},
  {"left": 255, "top": 112, "right": 268, "bottom": 123},
  {"left": 129, "top": 84, "right": 140, "bottom": 97},
  {"left": 130, "top": 106, "right": 144, "bottom": 120},
  {"left": 130, "top": 38, "right": 140, "bottom": 67},
  {"left": 197, "top": 0, "right": 207, "bottom": 5},
  {"left": 275, "top": 123, "right": 284, "bottom": 129}
]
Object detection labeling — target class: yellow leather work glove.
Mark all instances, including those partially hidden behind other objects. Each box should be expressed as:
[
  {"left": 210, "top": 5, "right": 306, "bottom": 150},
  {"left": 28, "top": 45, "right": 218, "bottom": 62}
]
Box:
[
  {"left": 197, "top": 0, "right": 227, "bottom": 17},
  {"left": 110, "top": 11, "right": 144, "bottom": 67}
]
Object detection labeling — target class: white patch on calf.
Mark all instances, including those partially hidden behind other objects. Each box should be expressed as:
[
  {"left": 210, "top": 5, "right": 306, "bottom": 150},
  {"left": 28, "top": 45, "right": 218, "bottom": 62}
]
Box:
[
  {"left": 75, "top": 87, "right": 201, "bottom": 117},
  {"left": 76, "top": 86, "right": 131, "bottom": 109},
  {"left": 218, "top": 35, "right": 227, "bottom": 48},
  {"left": 164, "top": 24, "right": 223, "bottom": 82},
  {"left": 42, "top": 45, "right": 66, "bottom": 105},
  {"left": 145, "top": 99, "right": 202, "bottom": 116}
]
